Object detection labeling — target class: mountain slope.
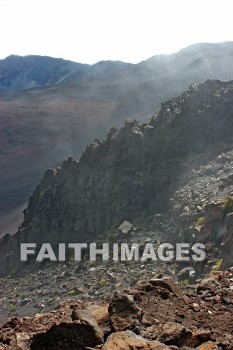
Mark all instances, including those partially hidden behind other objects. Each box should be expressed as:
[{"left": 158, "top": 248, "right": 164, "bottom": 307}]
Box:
[
  {"left": 1, "top": 79, "right": 233, "bottom": 276},
  {"left": 0, "top": 55, "right": 90, "bottom": 92},
  {"left": 1, "top": 42, "right": 233, "bottom": 235}
]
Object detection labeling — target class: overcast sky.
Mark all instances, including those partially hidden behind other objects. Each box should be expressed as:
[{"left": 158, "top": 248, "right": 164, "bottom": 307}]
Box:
[{"left": 0, "top": 0, "right": 232, "bottom": 64}]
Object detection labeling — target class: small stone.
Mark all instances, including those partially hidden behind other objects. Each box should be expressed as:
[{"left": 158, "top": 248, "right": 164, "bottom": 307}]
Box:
[
  {"left": 196, "top": 341, "right": 221, "bottom": 350},
  {"left": 192, "top": 302, "right": 200, "bottom": 311},
  {"left": 108, "top": 291, "right": 142, "bottom": 332},
  {"left": 102, "top": 330, "right": 170, "bottom": 350},
  {"left": 157, "top": 322, "right": 190, "bottom": 346},
  {"left": 118, "top": 221, "right": 133, "bottom": 235},
  {"left": 185, "top": 329, "right": 211, "bottom": 347}
]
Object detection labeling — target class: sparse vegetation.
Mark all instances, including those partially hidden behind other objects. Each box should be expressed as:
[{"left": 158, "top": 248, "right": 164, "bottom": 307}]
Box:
[
  {"left": 211, "top": 258, "right": 223, "bottom": 272},
  {"left": 69, "top": 255, "right": 74, "bottom": 262},
  {"left": 180, "top": 279, "right": 189, "bottom": 286},
  {"left": 98, "top": 279, "right": 108, "bottom": 286},
  {"left": 69, "top": 289, "right": 76, "bottom": 295},
  {"left": 170, "top": 261, "right": 178, "bottom": 272},
  {"left": 8, "top": 304, "right": 17, "bottom": 314},
  {"left": 10, "top": 291, "right": 18, "bottom": 298},
  {"left": 103, "top": 224, "right": 117, "bottom": 241},
  {"left": 195, "top": 216, "right": 204, "bottom": 227},
  {"left": 222, "top": 197, "right": 233, "bottom": 215}
]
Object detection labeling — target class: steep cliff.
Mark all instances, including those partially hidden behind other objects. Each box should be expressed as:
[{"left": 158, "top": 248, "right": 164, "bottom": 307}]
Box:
[
  {"left": 1, "top": 79, "right": 233, "bottom": 276},
  {"left": 2, "top": 42, "right": 233, "bottom": 237}
]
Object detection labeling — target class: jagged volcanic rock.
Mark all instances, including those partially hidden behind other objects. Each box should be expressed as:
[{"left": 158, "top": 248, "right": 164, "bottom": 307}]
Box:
[{"left": 1, "top": 79, "right": 233, "bottom": 276}]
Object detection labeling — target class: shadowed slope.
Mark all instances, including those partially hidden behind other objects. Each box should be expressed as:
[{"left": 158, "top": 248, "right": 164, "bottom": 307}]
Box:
[{"left": 1, "top": 42, "right": 233, "bottom": 235}]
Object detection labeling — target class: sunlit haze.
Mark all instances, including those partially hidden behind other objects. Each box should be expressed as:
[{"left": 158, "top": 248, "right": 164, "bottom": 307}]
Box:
[{"left": 1, "top": 0, "right": 233, "bottom": 64}]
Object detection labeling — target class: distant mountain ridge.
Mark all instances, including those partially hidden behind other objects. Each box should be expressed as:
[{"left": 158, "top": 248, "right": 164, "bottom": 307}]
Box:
[
  {"left": 0, "top": 55, "right": 90, "bottom": 92},
  {"left": 1, "top": 42, "right": 233, "bottom": 93}
]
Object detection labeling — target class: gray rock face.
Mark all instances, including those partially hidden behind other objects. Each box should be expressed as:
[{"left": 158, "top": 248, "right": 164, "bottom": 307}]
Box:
[
  {"left": 3, "top": 42, "right": 233, "bottom": 238},
  {"left": 1, "top": 80, "right": 233, "bottom": 276}
]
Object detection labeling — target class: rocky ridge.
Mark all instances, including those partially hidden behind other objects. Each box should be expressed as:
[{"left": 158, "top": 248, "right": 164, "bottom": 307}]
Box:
[
  {"left": 2, "top": 79, "right": 233, "bottom": 276},
  {"left": 2, "top": 42, "right": 233, "bottom": 236}
]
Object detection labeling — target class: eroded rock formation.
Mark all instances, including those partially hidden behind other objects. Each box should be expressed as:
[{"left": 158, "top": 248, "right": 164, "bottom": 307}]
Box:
[{"left": 1, "top": 80, "right": 233, "bottom": 276}]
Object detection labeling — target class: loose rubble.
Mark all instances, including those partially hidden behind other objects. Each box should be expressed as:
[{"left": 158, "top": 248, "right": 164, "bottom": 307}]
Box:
[{"left": 0, "top": 269, "right": 232, "bottom": 349}]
